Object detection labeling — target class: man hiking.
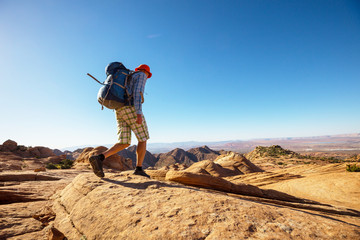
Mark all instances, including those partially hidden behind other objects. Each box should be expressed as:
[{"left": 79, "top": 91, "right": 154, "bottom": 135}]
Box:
[{"left": 89, "top": 64, "right": 152, "bottom": 178}]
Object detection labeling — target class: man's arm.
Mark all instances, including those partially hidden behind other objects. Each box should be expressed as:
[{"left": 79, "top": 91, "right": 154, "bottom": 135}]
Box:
[{"left": 133, "top": 72, "right": 147, "bottom": 124}]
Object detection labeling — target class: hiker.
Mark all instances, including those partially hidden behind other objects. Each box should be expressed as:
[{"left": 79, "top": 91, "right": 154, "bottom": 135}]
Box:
[{"left": 89, "top": 64, "right": 152, "bottom": 178}]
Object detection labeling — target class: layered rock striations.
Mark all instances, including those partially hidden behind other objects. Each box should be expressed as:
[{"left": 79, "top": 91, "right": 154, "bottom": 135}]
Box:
[
  {"left": 52, "top": 173, "right": 360, "bottom": 240},
  {"left": 0, "top": 170, "right": 83, "bottom": 239}
]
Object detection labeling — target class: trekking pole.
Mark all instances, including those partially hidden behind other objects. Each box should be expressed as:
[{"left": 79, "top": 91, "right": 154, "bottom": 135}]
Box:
[{"left": 87, "top": 73, "right": 105, "bottom": 85}]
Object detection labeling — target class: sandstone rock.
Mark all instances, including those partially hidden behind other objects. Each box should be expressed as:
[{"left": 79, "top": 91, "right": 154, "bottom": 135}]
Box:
[
  {"left": 182, "top": 153, "right": 263, "bottom": 178},
  {"left": 0, "top": 170, "right": 83, "bottom": 239},
  {"left": 52, "top": 173, "right": 360, "bottom": 240},
  {"left": 214, "top": 152, "right": 264, "bottom": 174},
  {"left": 146, "top": 169, "right": 169, "bottom": 180},
  {"left": 28, "top": 146, "right": 55, "bottom": 158},
  {"left": 3, "top": 139, "right": 18, "bottom": 151},
  {"left": 0, "top": 151, "right": 24, "bottom": 170},
  {"left": 261, "top": 163, "right": 360, "bottom": 210},
  {"left": 187, "top": 145, "right": 220, "bottom": 161},
  {"left": 47, "top": 226, "right": 65, "bottom": 240},
  {"left": 22, "top": 159, "right": 47, "bottom": 170},
  {"left": 52, "top": 149, "right": 64, "bottom": 156},
  {"left": 45, "top": 155, "right": 66, "bottom": 164},
  {"left": 155, "top": 146, "right": 221, "bottom": 169},
  {"left": 159, "top": 163, "right": 188, "bottom": 171},
  {"left": 184, "top": 160, "right": 233, "bottom": 177}
]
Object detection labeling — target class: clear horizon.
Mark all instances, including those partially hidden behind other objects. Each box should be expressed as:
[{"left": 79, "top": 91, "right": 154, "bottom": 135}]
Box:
[{"left": 1, "top": 0, "right": 359, "bottom": 149}]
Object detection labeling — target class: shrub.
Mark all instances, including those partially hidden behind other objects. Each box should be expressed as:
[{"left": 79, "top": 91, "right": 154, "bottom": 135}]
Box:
[
  {"left": 59, "top": 159, "right": 74, "bottom": 169},
  {"left": 46, "top": 163, "right": 58, "bottom": 169},
  {"left": 346, "top": 164, "right": 360, "bottom": 172},
  {"left": 45, "top": 159, "right": 74, "bottom": 169}
]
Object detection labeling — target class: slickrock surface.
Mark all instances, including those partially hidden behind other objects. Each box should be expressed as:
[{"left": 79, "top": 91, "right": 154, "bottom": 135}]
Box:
[
  {"left": 0, "top": 170, "right": 85, "bottom": 239},
  {"left": 261, "top": 163, "right": 360, "bottom": 210},
  {"left": 226, "top": 163, "right": 360, "bottom": 211},
  {"left": 52, "top": 173, "right": 360, "bottom": 240}
]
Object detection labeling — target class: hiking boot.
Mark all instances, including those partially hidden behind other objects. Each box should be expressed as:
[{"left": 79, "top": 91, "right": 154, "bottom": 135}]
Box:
[
  {"left": 89, "top": 155, "right": 105, "bottom": 178},
  {"left": 133, "top": 168, "right": 150, "bottom": 178}
]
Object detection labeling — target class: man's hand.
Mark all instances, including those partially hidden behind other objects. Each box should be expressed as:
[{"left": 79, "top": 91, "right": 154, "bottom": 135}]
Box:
[{"left": 136, "top": 114, "right": 142, "bottom": 124}]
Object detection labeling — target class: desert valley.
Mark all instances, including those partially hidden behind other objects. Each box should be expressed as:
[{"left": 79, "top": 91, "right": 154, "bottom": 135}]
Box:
[{"left": 0, "top": 138, "right": 359, "bottom": 239}]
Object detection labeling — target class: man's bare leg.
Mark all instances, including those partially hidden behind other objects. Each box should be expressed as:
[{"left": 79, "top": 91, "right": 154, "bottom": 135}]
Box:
[
  {"left": 103, "top": 143, "right": 130, "bottom": 158},
  {"left": 133, "top": 141, "right": 150, "bottom": 178},
  {"left": 136, "top": 141, "right": 147, "bottom": 167}
]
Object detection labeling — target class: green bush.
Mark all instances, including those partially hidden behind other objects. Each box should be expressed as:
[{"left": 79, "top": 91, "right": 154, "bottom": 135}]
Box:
[
  {"left": 255, "top": 145, "right": 299, "bottom": 158},
  {"left": 46, "top": 163, "right": 58, "bottom": 169},
  {"left": 346, "top": 164, "right": 360, "bottom": 172},
  {"left": 59, "top": 159, "right": 74, "bottom": 169},
  {"left": 45, "top": 159, "right": 74, "bottom": 169}
]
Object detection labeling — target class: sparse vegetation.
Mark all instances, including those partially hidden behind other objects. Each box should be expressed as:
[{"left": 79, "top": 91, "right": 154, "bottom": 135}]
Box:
[
  {"left": 255, "top": 145, "right": 299, "bottom": 158},
  {"left": 46, "top": 159, "right": 74, "bottom": 169},
  {"left": 346, "top": 164, "right": 360, "bottom": 172},
  {"left": 299, "top": 154, "right": 343, "bottom": 163},
  {"left": 46, "top": 163, "right": 58, "bottom": 169},
  {"left": 348, "top": 154, "right": 360, "bottom": 162}
]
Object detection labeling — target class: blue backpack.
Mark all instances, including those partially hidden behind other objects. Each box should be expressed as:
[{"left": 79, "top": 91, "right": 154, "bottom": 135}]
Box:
[{"left": 93, "top": 62, "right": 135, "bottom": 110}]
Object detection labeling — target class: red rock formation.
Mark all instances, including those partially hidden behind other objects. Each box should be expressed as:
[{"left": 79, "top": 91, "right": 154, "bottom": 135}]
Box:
[
  {"left": 2, "top": 139, "right": 17, "bottom": 151},
  {"left": 155, "top": 146, "right": 221, "bottom": 168}
]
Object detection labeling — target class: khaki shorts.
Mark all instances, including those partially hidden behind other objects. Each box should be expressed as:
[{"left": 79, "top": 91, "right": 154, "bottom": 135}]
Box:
[{"left": 115, "top": 106, "right": 150, "bottom": 144}]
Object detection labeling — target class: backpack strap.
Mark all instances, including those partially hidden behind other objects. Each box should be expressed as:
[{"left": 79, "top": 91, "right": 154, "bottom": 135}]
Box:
[
  {"left": 111, "top": 71, "right": 130, "bottom": 89},
  {"left": 113, "top": 82, "right": 125, "bottom": 89}
]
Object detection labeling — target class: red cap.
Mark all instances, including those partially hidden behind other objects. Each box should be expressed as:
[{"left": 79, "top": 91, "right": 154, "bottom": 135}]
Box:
[{"left": 135, "top": 64, "right": 152, "bottom": 78}]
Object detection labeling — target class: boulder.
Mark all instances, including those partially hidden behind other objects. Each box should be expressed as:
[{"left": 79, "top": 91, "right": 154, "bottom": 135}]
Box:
[
  {"left": 166, "top": 170, "right": 309, "bottom": 203},
  {"left": 2, "top": 139, "right": 18, "bottom": 151},
  {"left": 47, "top": 226, "right": 66, "bottom": 240},
  {"left": 214, "top": 152, "right": 264, "bottom": 174},
  {"left": 184, "top": 160, "right": 237, "bottom": 177},
  {"left": 28, "top": 147, "right": 55, "bottom": 158}
]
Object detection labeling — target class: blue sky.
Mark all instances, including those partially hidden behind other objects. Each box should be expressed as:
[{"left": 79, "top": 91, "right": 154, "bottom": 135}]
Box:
[{"left": 0, "top": 0, "right": 359, "bottom": 149}]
